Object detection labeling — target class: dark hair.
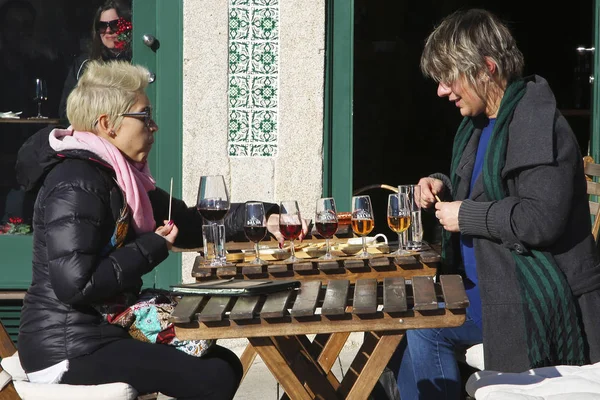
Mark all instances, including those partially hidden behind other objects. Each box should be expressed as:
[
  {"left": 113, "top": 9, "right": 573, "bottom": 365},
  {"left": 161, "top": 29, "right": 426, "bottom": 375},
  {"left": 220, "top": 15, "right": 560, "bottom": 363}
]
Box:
[
  {"left": 89, "top": 0, "right": 132, "bottom": 61},
  {"left": 0, "top": 0, "right": 36, "bottom": 25}
]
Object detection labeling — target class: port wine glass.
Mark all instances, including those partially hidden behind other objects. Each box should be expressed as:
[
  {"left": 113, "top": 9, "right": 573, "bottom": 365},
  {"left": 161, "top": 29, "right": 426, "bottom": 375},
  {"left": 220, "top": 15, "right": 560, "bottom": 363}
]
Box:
[
  {"left": 315, "top": 197, "right": 338, "bottom": 260},
  {"left": 351, "top": 195, "right": 374, "bottom": 258},
  {"left": 387, "top": 193, "right": 412, "bottom": 255},
  {"left": 244, "top": 202, "right": 268, "bottom": 265},
  {"left": 196, "top": 175, "right": 230, "bottom": 266},
  {"left": 278, "top": 200, "right": 303, "bottom": 263}
]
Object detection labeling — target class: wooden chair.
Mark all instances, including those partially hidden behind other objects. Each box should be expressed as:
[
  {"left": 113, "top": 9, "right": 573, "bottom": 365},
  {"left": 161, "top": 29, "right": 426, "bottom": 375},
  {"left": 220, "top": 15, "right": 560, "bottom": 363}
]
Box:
[
  {"left": 0, "top": 317, "right": 145, "bottom": 400},
  {"left": 0, "top": 319, "right": 19, "bottom": 400},
  {"left": 584, "top": 160, "right": 600, "bottom": 241}
]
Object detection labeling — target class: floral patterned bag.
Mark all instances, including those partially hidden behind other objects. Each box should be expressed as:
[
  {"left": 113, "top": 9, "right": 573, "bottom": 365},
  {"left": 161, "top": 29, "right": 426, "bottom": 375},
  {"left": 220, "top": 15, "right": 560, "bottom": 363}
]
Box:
[{"left": 98, "top": 289, "right": 215, "bottom": 357}]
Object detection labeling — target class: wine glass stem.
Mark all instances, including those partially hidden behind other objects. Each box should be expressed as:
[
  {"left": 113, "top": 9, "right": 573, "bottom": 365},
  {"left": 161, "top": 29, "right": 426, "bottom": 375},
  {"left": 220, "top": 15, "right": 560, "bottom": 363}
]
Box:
[
  {"left": 325, "top": 238, "right": 331, "bottom": 255},
  {"left": 37, "top": 102, "right": 41, "bottom": 117},
  {"left": 399, "top": 230, "right": 406, "bottom": 251},
  {"left": 255, "top": 242, "right": 260, "bottom": 261},
  {"left": 362, "top": 236, "right": 367, "bottom": 254},
  {"left": 290, "top": 240, "right": 295, "bottom": 258}
]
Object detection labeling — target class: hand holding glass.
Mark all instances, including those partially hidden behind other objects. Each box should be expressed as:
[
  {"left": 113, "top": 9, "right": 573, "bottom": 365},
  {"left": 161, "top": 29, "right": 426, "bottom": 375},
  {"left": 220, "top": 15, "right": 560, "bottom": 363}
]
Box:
[
  {"left": 387, "top": 193, "right": 412, "bottom": 255},
  {"left": 197, "top": 175, "right": 230, "bottom": 266},
  {"left": 351, "top": 195, "right": 375, "bottom": 258},
  {"left": 315, "top": 197, "right": 338, "bottom": 260},
  {"left": 279, "top": 201, "right": 303, "bottom": 263},
  {"left": 244, "top": 202, "right": 268, "bottom": 265}
]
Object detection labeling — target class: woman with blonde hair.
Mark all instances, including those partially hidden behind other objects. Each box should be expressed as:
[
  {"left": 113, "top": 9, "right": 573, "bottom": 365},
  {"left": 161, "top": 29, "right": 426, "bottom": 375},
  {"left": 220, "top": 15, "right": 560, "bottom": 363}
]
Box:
[{"left": 16, "top": 60, "right": 254, "bottom": 399}]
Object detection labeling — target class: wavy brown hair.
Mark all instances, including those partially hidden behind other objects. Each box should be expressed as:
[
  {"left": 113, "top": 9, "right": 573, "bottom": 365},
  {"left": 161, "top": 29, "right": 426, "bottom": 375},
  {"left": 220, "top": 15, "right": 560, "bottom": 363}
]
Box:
[{"left": 420, "top": 8, "right": 524, "bottom": 94}]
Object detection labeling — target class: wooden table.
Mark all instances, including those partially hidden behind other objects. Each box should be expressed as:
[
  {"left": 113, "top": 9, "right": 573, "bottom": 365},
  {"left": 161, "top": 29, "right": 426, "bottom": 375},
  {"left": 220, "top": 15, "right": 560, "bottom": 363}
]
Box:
[
  {"left": 172, "top": 275, "right": 468, "bottom": 400},
  {"left": 0, "top": 117, "right": 61, "bottom": 124},
  {"left": 191, "top": 241, "right": 440, "bottom": 283}
]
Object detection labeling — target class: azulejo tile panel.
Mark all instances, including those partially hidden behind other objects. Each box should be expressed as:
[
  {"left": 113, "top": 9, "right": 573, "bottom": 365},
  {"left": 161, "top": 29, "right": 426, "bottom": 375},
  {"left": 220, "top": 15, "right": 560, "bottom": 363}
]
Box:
[{"left": 228, "top": 1, "right": 279, "bottom": 157}]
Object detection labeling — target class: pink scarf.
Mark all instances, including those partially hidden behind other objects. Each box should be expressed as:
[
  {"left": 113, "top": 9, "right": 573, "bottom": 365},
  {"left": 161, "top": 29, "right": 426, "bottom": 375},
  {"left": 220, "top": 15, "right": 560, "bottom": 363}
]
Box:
[{"left": 49, "top": 128, "right": 157, "bottom": 234}]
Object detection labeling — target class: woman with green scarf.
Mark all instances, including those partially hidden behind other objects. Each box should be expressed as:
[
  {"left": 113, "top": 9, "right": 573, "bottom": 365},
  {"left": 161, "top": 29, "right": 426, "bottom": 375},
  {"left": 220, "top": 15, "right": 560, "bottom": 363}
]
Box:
[{"left": 389, "top": 9, "right": 600, "bottom": 400}]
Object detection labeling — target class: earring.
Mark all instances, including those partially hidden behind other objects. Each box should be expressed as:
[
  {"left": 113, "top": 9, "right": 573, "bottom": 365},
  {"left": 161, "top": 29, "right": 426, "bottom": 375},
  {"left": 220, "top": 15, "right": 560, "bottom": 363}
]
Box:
[{"left": 108, "top": 130, "right": 116, "bottom": 138}]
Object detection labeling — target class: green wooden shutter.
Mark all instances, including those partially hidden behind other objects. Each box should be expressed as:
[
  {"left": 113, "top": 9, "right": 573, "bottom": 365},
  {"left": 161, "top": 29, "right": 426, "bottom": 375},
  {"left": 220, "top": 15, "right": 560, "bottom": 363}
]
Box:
[
  {"left": 323, "top": 0, "right": 354, "bottom": 211},
  {"left": 132, "top": 0, "right": 183, "bottom": 289}
]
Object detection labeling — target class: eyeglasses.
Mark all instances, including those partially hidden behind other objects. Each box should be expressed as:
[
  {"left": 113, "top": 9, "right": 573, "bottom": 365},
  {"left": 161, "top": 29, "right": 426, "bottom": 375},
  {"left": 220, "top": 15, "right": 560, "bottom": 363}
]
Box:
[
  {"left": 120, "top": 106, "right": 155, "bottom": 129},
  {"left": 97, "top": 19, "right": 119, "bottom": 33}
]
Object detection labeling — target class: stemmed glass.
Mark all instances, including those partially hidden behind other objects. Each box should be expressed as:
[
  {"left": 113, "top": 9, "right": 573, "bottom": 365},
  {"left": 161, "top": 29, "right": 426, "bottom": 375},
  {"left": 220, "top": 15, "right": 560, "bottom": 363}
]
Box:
[
  {"left": 351, "top": 195, "right": 375, "bottom": 258},
  {"left": 196, "top": 175, "right": 230, "bottom": 266},
  {"left": 278, "top": 200, "right": 303, "bottom": 263},
  {"left": 244, "top": 202, "right": 268, "bottom": 265},
  {"left": 315, "top": 197, "right": 338, "bottom": 260},
  {"left": 33, "top": 78, "right": 48, "bottom": 119},
  {"left": 387, "top": 193, "right": 412, "bottom": 255}
]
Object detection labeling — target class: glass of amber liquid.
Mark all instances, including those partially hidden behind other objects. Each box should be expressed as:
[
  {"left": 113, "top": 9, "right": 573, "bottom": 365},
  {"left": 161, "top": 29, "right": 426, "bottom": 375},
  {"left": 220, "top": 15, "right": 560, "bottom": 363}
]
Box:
[
  {"left": 387, "top": 193, "right": 412, "bottom": 255},
  {"left": 351, "top": 195, "right": 375, "bottom": 258}
]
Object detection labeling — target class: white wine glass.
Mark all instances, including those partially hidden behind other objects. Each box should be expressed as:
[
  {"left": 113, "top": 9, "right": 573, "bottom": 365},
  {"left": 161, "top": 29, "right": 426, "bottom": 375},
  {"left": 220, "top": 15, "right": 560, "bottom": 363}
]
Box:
[
  {"left": 278, "top": 200, "right": 302, "bottom": 263},
  {"left": 387, "top": 193, "right": 412, "bottom": 255},
  {"left": 315, "top": 197, "right": 338, "bottom": 260},
  {"left": 196, "top": 175, "right": 230, "bottom": 266},
  {"left": 244, "top": 202, "right": 268, "bottom": 265},
  {"left": 351, "top": 195, "right": 374, "bottom": 258}
]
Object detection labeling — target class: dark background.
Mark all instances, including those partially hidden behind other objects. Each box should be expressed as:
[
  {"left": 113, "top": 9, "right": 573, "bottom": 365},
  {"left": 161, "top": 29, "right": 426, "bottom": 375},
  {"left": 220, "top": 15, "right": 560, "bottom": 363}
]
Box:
[
  {"left": 353, "top": 1, "right": 594, "bottom": 242},
  {"left": 0, "top": 0, "right": 110, "bottom": 222}
]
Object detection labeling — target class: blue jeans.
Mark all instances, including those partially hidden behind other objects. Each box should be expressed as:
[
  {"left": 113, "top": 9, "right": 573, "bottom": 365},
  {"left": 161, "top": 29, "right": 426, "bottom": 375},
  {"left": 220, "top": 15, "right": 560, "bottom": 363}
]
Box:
[{"left": 387, "top": 316, "right": 482, "bottom": 400}]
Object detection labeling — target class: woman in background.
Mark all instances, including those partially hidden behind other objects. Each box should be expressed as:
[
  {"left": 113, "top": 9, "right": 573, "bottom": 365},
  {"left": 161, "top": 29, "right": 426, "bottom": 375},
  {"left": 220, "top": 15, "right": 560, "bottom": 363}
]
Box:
[{"left": 58, "top": 0, "right": 132, "bottom": 120}]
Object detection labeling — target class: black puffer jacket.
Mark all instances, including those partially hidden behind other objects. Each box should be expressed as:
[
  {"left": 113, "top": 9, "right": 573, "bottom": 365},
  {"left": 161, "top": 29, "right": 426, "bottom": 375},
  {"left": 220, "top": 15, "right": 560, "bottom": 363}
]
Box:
[{"left": 15, "top": 127, "right": 269, "bottom": 373}]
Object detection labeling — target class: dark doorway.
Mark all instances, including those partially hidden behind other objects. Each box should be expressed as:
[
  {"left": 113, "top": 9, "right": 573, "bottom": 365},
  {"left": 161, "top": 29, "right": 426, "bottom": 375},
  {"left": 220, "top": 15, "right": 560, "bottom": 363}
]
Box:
[
  {"left": 0, "top": 0, "right": 122, "bottom": 226},
  {"left": 353, "top": 1, "right": 593, "bottom": 241}
]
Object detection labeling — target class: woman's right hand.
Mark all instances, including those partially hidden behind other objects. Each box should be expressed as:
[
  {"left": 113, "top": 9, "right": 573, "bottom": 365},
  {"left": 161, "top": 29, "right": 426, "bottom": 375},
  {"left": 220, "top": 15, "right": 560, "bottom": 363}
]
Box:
[
  {"left": 418, "top": 177, "right": 444, "bottom": 209},
  {"left": 155, "top": 220, "right": 179, "bottom": 250}
]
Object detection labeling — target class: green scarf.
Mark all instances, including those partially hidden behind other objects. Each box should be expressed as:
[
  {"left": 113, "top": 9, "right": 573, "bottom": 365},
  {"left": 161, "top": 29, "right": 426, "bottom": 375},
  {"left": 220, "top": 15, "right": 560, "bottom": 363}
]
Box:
[{"left": 443, "top": 79, "right": 586, "bottom": 368}]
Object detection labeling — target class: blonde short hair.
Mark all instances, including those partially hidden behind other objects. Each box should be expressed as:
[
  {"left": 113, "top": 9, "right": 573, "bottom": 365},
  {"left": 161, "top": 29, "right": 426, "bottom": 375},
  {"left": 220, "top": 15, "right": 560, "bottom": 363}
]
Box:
[{"left": 66, "top": 60, "right": 150, "bottom": 132}]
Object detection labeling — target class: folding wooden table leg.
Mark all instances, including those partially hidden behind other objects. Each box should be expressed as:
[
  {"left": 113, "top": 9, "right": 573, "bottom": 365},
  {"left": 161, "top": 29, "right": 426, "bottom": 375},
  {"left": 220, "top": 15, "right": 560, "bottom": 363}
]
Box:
[
  {"left": 249, "top": 337, "right": 315, "bottom": 400},
  {"left": 250, "top": 335, "right": 341, "bottom": 400},
  {"left": 274, "top": 335, "right": 341, "bottom": 399},
  {"left": 291, "top": 333, "right": 344, "bottom": 390},
  {"left": 309, "top": 332, "right": 351, "bottom": 374},
  {"left": 240, "top": 343, "right": 258, "bottom": 381},
  {"left": 337, "top": 331, "right": 404, "bottom": 400}
]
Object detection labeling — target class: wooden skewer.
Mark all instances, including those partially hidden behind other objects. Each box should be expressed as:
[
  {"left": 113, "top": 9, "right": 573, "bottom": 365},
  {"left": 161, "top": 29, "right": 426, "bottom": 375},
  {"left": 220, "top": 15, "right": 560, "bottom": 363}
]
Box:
[
  {"left": 435, "top": 194, "right": 441, "bottom": 203},
  {"left": 168, "top": 177, "right": 173, "bottom": 221}
]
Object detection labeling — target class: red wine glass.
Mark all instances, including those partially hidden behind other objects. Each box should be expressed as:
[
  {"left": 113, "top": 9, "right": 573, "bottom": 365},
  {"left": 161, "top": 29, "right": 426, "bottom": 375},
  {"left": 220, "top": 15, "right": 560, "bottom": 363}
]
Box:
[
  {"left": 196, "top": 175, "right": 230, "bottom": 266},
  {"left": 244, "top": 202, "right": 268, "bottom": 265},
  {"left": 278, "top": 200, "right": 302, "bottom": 263},
  {"left": 315, "top": 197, "right": 338, "bottom": 260}
]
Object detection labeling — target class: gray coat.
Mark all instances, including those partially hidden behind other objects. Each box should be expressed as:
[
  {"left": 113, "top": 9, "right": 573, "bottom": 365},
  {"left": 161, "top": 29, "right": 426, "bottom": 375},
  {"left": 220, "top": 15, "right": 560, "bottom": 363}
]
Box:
[{"left": 438, "top": 75, "right": 600, "bottom": 372}]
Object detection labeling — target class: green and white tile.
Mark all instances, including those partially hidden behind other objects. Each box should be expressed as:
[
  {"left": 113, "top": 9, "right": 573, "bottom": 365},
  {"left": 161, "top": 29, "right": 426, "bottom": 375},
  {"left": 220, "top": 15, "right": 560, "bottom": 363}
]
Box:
[{"left": 228, "top": 1, "right": 279, "bottom": 157}]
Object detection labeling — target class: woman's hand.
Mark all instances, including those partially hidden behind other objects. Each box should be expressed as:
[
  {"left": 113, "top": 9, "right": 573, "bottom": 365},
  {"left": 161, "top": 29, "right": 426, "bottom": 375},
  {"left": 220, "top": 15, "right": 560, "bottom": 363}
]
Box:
[
  {"left": 418, "top": 177, "right": 444, "bottom": 209},
  {"left": 266, "top": 214, "right": 310, "bottom": 247},
  {"left": 434, "top": 201, "right": 462, "bottom": 232},
  {"left": 155, "top": 220, "right": 179, "bottom": 250}
]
